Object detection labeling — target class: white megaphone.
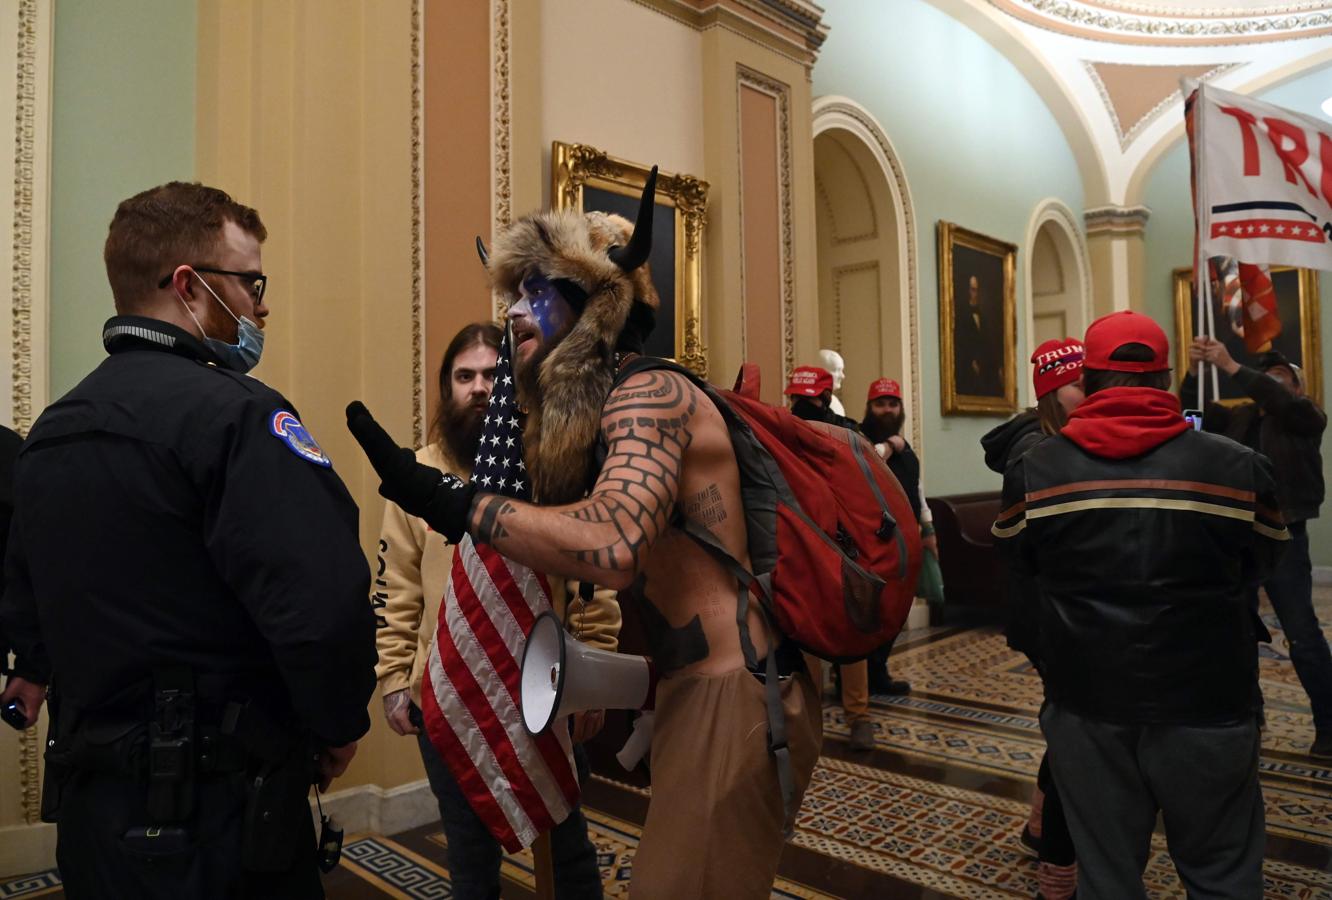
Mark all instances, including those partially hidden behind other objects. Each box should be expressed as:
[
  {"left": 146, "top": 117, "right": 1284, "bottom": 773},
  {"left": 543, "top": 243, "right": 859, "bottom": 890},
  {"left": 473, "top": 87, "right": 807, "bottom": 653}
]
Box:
[{"left": 521, "top": 611, "right": 655, "bottom": 735}]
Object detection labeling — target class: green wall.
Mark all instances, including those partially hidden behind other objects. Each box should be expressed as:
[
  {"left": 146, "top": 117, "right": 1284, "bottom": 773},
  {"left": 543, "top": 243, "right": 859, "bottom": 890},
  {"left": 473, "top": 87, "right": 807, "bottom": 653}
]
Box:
[
  {"left": 49, "top": 0, "right": 196, "bottom": 397},
  {"left": 1142, "top": 64, "right": 1332, "bottom": 566},
  {"left": 813, "top": 0, "right": 1086, "bottom": 494}
]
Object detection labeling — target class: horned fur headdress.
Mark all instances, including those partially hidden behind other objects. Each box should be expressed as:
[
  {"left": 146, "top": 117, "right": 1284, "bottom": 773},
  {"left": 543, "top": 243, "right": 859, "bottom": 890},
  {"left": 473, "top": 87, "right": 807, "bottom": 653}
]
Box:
[{"left": 484, "top": 170, "right": 660, "bottom": 504}]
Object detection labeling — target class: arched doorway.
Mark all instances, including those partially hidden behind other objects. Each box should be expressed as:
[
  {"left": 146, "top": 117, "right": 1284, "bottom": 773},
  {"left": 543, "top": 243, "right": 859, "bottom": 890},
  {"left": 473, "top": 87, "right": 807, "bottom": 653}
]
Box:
[
  {"left": 1024, "top": 201, "right": 1091, "bottom": 404},
  {"left": 811, "top": 97, "right": 918, "bottom": 448}
]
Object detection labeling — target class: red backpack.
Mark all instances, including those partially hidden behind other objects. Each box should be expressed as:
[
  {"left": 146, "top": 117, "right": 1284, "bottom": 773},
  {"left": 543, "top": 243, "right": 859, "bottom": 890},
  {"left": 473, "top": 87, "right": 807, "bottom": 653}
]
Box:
[{"left": 615, "top": 357, "right": 922, "bottom": 664}]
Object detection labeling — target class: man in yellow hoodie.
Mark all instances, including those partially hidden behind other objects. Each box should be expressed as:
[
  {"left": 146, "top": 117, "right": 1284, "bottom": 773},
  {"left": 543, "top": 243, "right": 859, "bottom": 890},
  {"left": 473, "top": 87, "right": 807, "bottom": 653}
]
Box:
[{"left": 373, "top": 322, "right": 620, "bottom": 899}]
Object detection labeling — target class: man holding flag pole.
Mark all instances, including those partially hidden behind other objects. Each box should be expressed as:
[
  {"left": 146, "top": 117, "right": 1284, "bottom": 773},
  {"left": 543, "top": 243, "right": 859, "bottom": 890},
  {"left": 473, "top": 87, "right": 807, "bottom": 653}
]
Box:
[{"left": 1186, "top": 81, "right": 1332, "bottom": 759}]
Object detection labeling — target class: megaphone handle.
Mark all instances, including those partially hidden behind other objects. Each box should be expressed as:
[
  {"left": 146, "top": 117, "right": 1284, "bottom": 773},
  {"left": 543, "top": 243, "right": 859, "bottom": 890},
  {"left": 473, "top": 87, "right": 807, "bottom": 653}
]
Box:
[{"left": 616, "top": 711, "right": 655, "bottom": 771}]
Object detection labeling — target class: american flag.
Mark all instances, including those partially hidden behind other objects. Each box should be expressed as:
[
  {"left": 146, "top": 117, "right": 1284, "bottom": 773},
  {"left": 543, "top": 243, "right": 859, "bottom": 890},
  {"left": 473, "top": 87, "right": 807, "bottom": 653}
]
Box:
[{"left": 419, "top": 325, "right": 580, "bottom": 852}]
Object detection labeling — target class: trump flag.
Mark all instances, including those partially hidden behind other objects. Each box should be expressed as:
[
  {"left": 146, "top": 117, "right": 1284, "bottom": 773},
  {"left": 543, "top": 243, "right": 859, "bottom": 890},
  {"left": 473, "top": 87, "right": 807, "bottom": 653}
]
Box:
[{"left": 1192, "top": 82, "right": 1332, "bottom": 272}]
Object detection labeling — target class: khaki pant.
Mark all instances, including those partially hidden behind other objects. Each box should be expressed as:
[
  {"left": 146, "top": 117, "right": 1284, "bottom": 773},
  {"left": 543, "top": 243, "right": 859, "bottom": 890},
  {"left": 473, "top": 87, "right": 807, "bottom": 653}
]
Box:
[
  {"left": 839, "top": 660, "right": 870, "bottom": 724},
  {"left": 629, "top": 667, "right": 823, "bottom": 899}
]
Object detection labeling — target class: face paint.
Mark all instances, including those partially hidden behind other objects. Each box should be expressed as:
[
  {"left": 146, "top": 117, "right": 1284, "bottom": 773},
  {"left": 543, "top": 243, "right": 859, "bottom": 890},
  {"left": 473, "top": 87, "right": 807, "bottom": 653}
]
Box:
[{"left": 515, "top": 272, "right": 576, "bottom": 342}]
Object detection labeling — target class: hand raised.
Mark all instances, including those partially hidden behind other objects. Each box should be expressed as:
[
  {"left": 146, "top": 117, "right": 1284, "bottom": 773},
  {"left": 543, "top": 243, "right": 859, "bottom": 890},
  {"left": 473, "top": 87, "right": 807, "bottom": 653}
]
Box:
[{"left": 346, "top": 401, "right": 475, "bottom": 543}]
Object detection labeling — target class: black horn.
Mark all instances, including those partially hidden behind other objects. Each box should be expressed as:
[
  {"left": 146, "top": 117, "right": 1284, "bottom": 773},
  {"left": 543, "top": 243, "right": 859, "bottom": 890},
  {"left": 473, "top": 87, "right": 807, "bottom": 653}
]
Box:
[
  {"left": 608, "top": 165, "right": 658, "bottom": 272},
  {"left": 475, "top": 235, "right": 490, "bottom": 266}
]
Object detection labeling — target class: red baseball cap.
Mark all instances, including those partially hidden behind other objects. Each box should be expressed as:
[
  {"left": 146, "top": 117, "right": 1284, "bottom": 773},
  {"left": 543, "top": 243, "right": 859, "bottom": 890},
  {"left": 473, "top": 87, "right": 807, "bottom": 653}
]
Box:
[
  {"left": 867, "top": 378, "right": 902, "bottom": 401},
  {"left": 1031, "top": 338, "right": 1084, "bottom": 399},
  {"left": 1083, "top": 311, "right": 1170, "bottom": 373},
  {"left": 784, "top": 366, "right": 834, "bottom": 397}
]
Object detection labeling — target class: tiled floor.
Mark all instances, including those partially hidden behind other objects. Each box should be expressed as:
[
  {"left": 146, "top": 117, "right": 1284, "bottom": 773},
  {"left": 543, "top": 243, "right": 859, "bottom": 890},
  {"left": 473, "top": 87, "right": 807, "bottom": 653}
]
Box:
[{"left": 8, "top": 588, "right": 1332, "bottom": 898}]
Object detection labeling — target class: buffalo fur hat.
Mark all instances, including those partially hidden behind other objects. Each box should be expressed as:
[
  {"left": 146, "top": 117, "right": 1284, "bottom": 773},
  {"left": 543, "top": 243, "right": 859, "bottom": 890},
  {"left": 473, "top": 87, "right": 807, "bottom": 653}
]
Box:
[{"left": 486, "top": 173, "right": 660, "bottom": 504}]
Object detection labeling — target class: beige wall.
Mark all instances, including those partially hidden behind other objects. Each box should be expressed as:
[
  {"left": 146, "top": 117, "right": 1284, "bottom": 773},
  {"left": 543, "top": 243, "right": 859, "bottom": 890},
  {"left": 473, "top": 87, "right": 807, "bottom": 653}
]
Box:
[
  {"left": 197, "top": 0, "right": 424, "bottom": 795},
  {"left": 535, "top": 0, "right": 706, "bottom": 208}
]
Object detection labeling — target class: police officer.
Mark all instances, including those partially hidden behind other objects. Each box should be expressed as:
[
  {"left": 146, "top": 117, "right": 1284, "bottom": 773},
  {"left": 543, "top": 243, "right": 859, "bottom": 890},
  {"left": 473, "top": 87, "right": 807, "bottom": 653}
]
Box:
[{"left": 0, "top": 182, "right": 377, "bottom": 899}]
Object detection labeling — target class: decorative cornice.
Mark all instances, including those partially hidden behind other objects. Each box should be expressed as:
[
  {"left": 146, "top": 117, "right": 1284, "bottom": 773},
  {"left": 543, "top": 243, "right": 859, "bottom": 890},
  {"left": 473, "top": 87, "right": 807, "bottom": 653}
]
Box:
[
  {"left": 993, "top": 0, "right": 1332, "bottom": 44},
  {"left": 626, "top": 0, "right": 827, "bottom": 69},
  {"left": 737, "top": 66, "right": 795, "bottom": 383},
  {"left": 411, "top": 0, "right": 424, "bottom": 447},
  {"left": 1084, "top": 203, "right": 1152, "bottom": 236}
]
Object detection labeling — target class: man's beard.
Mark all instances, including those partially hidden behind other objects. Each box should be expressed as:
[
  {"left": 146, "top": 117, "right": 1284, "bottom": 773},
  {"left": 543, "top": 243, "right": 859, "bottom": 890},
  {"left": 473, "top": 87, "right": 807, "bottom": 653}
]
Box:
[
  {"left": 439, "top": 395, "right": 486, "bottom": 467},
  {"left": 514, "top": 319, "right": 577, "bottom": 416},
  {"left": 860, "top": 408, "right": 904, "bottom": 443}
]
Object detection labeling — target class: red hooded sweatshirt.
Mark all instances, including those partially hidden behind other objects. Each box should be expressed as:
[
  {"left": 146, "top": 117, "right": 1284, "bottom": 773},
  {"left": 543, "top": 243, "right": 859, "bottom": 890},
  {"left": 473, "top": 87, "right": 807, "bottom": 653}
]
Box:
[{"left": 1060, "top": 386, "right": 1190, "bottom": 459}]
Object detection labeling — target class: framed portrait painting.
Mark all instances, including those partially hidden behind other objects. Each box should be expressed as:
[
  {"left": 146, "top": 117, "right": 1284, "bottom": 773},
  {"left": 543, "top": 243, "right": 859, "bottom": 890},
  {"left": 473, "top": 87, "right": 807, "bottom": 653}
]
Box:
[
  {"left": 1172, "top": 265, "right": 1322, "bottom": 407},
  {"left": 938, "top": 222, "right": 1018, "bottom": 414},
  {"left": 551, "top": 141, "right": 710, "bottom": 377}
]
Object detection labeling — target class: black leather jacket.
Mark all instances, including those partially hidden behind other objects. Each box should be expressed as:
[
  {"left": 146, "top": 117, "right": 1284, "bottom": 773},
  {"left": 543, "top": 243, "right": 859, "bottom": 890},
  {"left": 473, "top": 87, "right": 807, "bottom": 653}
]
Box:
[
  {"left": 994, "top": 388, "right": 1287, "bottom": 725},
  {"left": 1182, "top": 366, "right": 1326, "bottom": 523}
]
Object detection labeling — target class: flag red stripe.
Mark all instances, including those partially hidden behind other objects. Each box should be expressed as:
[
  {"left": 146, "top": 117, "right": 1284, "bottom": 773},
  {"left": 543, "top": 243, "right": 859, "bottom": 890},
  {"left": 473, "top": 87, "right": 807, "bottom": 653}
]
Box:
[
  {"left": 445, "top": 556, "right": 561, "bottom": 833},
  {"left": 473, "top": 553, "right": 581, "bottom": 804},
  {"left": 457, "top": 547, "right": 581, "bottom": 804},
  {"left": 474, "top": 543, "right": 539, "bottom": 634},
  {"left": 420, "top": 662, "right": 521, "bottom": 850}
]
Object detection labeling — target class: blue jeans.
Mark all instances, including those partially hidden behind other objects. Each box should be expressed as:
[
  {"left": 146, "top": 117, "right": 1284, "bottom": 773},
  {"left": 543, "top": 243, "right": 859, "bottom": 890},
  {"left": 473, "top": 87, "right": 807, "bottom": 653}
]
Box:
[
  {"left": 415, "top": 728, "right": 603, "bottom": 900},
  {"left": 1256, "top": 521, "right": 1332, "bottom": 732}
]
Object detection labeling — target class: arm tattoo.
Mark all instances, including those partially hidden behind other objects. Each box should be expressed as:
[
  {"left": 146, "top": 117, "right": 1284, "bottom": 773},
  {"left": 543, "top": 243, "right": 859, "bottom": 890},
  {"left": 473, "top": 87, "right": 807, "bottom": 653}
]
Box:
[
  {"left": 474, "top": 496, "right": 515, "bottom": 544},
  {"left": 559, "top": 372, "right": 696, "bottom": 572}
]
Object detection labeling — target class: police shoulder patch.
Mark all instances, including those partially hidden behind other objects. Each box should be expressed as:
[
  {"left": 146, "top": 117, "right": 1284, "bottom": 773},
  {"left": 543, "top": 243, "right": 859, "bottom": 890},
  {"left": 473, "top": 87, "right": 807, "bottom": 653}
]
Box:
[{"left": 270, "top": 409, "right": 332, "bottom": 467}]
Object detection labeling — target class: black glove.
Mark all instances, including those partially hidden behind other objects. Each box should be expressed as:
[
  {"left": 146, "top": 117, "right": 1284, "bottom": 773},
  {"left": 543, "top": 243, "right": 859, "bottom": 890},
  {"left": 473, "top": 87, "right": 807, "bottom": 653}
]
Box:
[{"left": 345, "top": 401, "right": 475, "bottom": 544}]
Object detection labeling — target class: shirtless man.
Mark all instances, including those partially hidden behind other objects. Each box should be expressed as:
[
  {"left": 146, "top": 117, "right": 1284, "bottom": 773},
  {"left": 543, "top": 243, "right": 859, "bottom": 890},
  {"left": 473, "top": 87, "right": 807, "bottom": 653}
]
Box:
[{"left": 348, "top": 179, "right": 821, "bottom": 897}]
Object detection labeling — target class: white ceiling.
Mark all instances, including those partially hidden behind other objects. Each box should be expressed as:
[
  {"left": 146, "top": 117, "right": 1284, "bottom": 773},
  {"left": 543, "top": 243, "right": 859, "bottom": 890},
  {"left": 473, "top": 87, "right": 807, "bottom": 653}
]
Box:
[{"left": 928, "top": 0, "right": 1332, "bottom": 203}]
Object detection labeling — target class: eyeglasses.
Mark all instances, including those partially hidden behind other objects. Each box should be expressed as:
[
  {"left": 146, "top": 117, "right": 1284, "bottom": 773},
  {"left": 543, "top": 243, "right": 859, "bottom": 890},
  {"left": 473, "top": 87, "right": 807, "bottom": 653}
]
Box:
[{"left": 158, "top": 267, "right": 268, "bottom": 304}]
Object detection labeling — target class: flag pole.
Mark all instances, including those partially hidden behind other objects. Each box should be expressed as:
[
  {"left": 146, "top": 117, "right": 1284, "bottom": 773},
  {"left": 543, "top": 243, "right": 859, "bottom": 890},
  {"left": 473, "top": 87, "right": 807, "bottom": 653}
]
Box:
[
  {"left": 532, "top": 832, "right": 556, "bottom": 900},
  {"left": 1190, "top": 83, "right": 1210, "bottom": 411}
]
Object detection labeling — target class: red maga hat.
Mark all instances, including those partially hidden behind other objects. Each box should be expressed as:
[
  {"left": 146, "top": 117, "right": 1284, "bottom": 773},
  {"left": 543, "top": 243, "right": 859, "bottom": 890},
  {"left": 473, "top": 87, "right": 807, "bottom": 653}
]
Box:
[
  {"left": 1031, "top": 338, "right": 1084, "bottom": 399},
  {"left": 867, "top": 378, "right": 903, "bottom": 401},
  {"left": 785, "top": 366, "right": 834, "bottom": 397},
  {"left": 1084, "top": 310, "right": 1170, "bottom": 373}
]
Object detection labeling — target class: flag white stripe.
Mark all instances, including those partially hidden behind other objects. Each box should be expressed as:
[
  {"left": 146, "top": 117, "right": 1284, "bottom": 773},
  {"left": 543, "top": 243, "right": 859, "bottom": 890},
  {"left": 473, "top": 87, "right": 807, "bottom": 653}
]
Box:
[
  {"left": 445, "top": 541, "right": 574, "bottom": 822},
  {"left": 425, "top": 626, "right": 537, "bottom": 846},
  {"left": 459, "top": 536, "right": 530, "bottom": 660}
]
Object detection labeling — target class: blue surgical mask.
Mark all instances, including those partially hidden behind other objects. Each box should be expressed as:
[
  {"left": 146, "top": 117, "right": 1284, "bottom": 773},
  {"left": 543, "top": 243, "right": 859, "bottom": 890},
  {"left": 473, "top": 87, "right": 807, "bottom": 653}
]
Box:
[{"left": 178, "top": 272, "right": 265, "bottom": 373}]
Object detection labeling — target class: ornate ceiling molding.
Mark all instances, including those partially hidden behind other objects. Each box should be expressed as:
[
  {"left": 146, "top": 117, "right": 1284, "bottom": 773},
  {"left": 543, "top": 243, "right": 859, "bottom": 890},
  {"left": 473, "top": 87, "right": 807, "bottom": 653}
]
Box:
[
  {"left": 1084, "top": 60, "right": 1240, "bottom": 148},
  {"left": 991, "top": 0, "right": 1332, "bottom": 44},
  {"left": 1083, "top": 1, "right": 1331, "bottom": 16}
]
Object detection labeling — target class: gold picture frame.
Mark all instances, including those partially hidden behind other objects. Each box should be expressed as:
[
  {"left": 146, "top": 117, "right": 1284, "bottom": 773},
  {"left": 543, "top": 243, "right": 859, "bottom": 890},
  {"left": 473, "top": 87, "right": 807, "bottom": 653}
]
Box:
[
  {"left": 1172, "top": 266, "right": 1322, "bottom": 407},
  {"left": 938, "top": 221, "right": 1018, "bottom": 414},
  {"left": 551, "top": 141, "right": 709, "bottom": 377}
]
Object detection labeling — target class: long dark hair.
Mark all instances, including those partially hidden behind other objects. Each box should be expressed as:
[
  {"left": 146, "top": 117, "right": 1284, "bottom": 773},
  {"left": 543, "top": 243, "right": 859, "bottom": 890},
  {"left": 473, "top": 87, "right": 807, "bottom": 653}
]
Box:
[
  {"left": 429, "top": 322, "right": 503, "bottom": 448},
  {"left": 1036, "top": 393, "right": 1069, "bottom": 436}
]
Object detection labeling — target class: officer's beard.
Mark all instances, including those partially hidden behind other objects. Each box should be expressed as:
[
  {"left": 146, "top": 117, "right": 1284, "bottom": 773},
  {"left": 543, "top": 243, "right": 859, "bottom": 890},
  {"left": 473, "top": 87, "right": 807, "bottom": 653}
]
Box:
[
  {"left": 860, "top": 407, "right": 904, "bottom": 443},
  {"left": 439, "top": 394, "right": 486, "bottom": 468}
]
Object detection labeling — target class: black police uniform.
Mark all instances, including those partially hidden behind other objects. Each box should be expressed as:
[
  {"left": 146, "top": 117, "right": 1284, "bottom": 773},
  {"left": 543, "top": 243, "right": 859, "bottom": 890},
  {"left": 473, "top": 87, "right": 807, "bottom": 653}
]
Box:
[{"left": 0, "top": 316, "right": 376, "bottom": 899}]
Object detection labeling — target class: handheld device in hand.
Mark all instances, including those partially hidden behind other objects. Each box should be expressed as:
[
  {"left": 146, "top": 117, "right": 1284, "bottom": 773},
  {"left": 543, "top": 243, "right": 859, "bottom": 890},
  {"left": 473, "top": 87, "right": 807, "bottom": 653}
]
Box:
[
  {"left": 1, "top": 699, "right": 27, "bottom": 730},
  {"left": 1183, "top": 409, "right": 1204, "bottom": 432}
]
